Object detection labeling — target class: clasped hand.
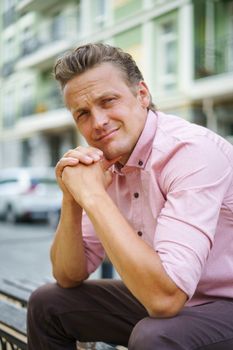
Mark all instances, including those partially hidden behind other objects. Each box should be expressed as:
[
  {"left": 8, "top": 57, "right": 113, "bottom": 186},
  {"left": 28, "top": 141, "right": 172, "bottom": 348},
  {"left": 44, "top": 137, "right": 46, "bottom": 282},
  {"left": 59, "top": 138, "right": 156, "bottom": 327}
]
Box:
[{"left": 55, "top": 146, "right": 117, "bottom": 207}]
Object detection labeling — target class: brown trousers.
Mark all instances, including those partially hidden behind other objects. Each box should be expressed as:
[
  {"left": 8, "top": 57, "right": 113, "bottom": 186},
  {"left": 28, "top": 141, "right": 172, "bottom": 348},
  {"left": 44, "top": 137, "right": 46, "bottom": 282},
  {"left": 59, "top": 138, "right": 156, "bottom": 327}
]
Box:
[{"left": 27, "top": 279, "right": 233, "bottom": 350}]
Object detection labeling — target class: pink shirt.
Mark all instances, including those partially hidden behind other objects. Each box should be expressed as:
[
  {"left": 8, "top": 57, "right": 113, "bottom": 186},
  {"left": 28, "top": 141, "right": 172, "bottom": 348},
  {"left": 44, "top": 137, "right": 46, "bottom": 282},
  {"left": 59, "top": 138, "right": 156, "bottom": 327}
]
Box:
[{"left": 82, "top": 111, "right": 233, "bottom": 306}]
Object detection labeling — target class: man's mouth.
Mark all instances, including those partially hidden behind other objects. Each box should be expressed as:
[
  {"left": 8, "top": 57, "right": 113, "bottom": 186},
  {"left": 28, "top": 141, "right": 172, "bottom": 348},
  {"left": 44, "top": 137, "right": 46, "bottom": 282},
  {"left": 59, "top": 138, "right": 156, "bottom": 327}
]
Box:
[{"left": 96, "top": 128, "right": 119, "bottom": 141}]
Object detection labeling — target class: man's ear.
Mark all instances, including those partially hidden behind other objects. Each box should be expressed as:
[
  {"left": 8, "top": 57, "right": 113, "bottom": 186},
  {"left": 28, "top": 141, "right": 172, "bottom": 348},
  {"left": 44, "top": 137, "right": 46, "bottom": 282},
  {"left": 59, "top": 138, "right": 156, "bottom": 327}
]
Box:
[{"left": 137, "top": 81, "right": 150, "bottom": 109}]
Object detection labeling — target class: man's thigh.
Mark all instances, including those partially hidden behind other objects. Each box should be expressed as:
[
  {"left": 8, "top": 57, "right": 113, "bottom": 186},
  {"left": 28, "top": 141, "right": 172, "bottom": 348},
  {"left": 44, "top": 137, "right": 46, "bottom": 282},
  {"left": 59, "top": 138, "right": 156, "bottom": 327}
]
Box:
[
  {"left": 61, "top": 279, "right": 147, "bottom": 344},
  {"left": 129, "top": 300, "right": 233, "bottom": 350},
  {"left": 29, "top": 279, "right": 147, "bottom": 346}
]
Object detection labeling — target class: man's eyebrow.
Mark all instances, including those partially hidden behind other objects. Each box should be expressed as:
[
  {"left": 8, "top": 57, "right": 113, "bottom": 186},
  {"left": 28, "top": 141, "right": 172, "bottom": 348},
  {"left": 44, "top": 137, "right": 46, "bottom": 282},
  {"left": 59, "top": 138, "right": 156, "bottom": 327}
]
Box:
[
  {"left": 95, "top": 92, "right": 118, "bottom": 101},
  {"left": 71, "top": 92, "right": 119, "bottom": 114}
]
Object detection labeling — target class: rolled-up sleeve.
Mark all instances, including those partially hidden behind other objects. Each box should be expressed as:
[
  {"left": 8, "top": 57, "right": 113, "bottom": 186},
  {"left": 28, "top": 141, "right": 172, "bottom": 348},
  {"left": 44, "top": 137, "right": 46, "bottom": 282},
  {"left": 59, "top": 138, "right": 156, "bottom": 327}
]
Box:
[{"left": 154, "top": 137, "right": 233, "bottom": 299}]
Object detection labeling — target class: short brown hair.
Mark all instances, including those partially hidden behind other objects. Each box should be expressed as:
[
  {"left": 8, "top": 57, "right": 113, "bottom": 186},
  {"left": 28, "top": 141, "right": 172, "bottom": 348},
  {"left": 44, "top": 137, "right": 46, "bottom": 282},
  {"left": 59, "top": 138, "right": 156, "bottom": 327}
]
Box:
[{"left": 54, "top": 43, "right": 156, "bottom": 112}]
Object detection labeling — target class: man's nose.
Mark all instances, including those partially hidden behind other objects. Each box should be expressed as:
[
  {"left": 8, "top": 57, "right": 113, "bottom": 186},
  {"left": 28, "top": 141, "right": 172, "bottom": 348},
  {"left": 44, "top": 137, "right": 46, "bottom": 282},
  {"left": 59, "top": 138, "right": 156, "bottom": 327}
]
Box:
[{"left": 92, "top": 110, "right": 109, "bottom": 129}]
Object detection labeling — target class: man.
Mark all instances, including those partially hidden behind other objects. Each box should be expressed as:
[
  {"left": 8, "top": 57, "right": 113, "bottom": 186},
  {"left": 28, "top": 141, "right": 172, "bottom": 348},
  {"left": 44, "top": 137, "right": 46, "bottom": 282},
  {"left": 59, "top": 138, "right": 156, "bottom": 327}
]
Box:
[{"left": 27, "top": 43, "right": 233, "bottom": 350}]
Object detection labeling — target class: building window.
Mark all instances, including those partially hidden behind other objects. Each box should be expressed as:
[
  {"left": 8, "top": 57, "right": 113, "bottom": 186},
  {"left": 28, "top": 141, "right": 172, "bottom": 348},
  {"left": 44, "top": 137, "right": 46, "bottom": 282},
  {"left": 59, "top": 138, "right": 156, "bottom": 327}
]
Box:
[
  {"left": 3, "top": 91, "right": 16, "bottom": 128},
  {"left": 94, "top": 0, "right": 107, "bottom": 29},
  {"left": 2, "top": 36, "right": 15, "bottom": 76},
  {"left": 156, "top": 17, "right": 178, "bottom": 91},
  {"left": 3, "top": 36, "right": 14, "bottom": 63},
  {"left": 194, "top": 0, "right": 233, "bottom": 78},
  {"left": 21, "top": 26, "right": 37, "bottom": 56},
  {"left": 2, "top": 0, "right": 16, "bottom": 28},
  {"left": 51, "top": 12, "right": 66, "bottom": 41},
  {"left": 20, "top": 83, "right": 35, "bottom": 117}
]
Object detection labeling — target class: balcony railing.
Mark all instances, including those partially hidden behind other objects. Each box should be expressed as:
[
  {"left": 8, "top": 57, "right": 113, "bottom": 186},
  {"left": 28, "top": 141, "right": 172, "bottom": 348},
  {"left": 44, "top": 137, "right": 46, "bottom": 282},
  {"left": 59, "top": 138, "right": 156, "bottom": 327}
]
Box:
[
  {"left": 195, "top": 35, "right": 233, "bottom": 79},
  {"left": 17, "top": 86, "right": 63, "bottom": 119},
  {"left": 17, "top": 0, "right": 60, "bottom": 13},
  {"left": 34, "top": 88, "right": 64, "bottom": 114},
  {"left": 2, "top": 90, "right": 62, "bottom": 124},
  {"left": 19, "top": 13, "right": 80, "bottom": 59}
]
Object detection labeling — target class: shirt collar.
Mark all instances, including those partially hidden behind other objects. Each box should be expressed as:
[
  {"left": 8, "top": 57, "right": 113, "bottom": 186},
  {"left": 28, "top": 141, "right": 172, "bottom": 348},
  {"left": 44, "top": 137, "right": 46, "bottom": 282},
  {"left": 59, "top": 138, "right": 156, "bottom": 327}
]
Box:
[{"left": 114, "top": 110, "right": 158, "bottom": 174}]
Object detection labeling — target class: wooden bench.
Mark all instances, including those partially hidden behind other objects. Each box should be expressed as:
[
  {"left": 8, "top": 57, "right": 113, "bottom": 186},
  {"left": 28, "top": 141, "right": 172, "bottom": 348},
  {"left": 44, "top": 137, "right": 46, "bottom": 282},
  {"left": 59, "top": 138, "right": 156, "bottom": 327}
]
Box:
[
  {"left": 0, "top": 298, "right": 27, "bottom": 349},
  {"left": 0, "top": 277, "right": 31, "bottom": 350},
  {"left": 0, "top": 278, "right": 126, "bottom": 350}
]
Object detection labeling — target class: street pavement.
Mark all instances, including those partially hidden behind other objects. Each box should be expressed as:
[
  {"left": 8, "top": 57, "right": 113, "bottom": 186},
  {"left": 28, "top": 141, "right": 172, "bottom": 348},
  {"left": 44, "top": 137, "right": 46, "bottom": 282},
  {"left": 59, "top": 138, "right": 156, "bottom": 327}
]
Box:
[
  {"left": 0, "top": 220, "right": 55, "bottom": 285},
  {"left": 0, "top": 220, "right": 104, "bottom": 286}
]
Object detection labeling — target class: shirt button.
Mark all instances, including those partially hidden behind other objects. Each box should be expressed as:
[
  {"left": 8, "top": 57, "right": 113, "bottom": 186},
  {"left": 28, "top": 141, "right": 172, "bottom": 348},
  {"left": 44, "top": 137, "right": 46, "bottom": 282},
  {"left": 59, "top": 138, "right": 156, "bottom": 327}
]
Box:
[
  {"left": 137, "top": 231, "right": 143, "bottom": 236},
  {"left": 138, "top": 160, "right": 143, "bottom": 166},
  {"left": 134, "top": 192, "right": 139, "bottom": 198}
]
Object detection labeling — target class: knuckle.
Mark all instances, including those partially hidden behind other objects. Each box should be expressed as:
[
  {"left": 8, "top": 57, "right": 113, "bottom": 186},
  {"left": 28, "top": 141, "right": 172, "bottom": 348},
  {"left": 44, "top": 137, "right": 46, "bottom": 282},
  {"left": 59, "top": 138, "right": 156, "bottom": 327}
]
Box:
[{"left": 64, "top": 149, "right": 75, "bottom": 157}]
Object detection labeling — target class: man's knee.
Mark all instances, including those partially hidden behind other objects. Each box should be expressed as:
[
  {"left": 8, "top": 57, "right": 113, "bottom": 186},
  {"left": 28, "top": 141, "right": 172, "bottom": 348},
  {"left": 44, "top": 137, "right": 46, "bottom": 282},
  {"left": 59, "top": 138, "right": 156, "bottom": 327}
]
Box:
[
  {"left": 128, "top": 317, "right": 183, "bottom": 350},
  {"left": 28, "top": 283, "right": 61, "bottom": 320},
  {"left": 28, "top": 281, "right": 94, "bottom": 322}
]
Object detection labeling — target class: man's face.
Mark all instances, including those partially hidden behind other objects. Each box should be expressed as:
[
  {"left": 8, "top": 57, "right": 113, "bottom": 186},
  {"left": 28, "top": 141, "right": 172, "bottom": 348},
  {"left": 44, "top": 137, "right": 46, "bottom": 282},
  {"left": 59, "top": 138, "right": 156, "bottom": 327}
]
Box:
[{"left": 63, "top": 62, "right": 150, "bottom": 164}]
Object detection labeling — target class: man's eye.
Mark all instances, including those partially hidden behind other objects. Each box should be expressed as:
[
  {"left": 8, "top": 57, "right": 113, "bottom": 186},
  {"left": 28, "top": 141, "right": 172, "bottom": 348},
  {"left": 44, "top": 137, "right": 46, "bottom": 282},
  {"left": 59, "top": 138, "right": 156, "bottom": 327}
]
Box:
[
  {"left": 80, "top": 111, "right": 87, "bottom": 116},
  {"left": 77, "top": 111, "right": 88, "bottom": 119},
  {"left": 74, "top": 111, "right": 87, "bottom": 123},
  {"left": 103, "top": 98, "right": 115, "bottom": 105}
]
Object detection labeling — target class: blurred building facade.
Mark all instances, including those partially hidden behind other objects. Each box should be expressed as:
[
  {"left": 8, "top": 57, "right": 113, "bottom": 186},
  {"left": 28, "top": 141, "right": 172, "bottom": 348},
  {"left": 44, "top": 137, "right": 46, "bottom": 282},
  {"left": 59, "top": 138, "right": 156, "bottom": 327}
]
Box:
[{"left": 0, "top": 0, "right": 233, "bottom": 169}]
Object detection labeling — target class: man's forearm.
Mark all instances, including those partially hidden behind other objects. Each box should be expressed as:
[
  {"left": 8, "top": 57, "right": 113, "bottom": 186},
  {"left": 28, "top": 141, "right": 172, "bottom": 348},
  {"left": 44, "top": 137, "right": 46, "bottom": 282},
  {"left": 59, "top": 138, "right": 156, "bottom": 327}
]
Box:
[{"left": 50, "top": 197, "right": 89, "bottom": 287}]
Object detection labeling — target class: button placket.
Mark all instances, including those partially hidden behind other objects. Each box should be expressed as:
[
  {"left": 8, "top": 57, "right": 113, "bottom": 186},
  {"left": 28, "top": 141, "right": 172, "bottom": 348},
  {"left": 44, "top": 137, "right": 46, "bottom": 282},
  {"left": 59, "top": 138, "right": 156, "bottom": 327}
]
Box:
[{"left": 126, "top": 171, "right": 143, "bottom": 239}]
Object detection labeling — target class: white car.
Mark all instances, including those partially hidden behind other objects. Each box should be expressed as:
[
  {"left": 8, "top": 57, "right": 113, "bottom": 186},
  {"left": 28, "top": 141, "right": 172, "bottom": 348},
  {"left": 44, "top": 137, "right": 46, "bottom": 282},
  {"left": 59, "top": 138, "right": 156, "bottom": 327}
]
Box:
[{"left": 0, "top": 167, "right": 62, "bottom": 223}]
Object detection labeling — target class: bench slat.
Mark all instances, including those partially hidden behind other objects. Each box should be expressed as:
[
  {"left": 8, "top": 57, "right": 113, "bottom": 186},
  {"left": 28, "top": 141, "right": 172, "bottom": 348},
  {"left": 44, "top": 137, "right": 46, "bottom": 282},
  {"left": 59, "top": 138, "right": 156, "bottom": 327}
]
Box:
[
  {"left": 0, "top": 278, "right": 37, "bottom": 305},
  {"left": 0, "top": 299, "right": 27, "bottom": 334}
]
